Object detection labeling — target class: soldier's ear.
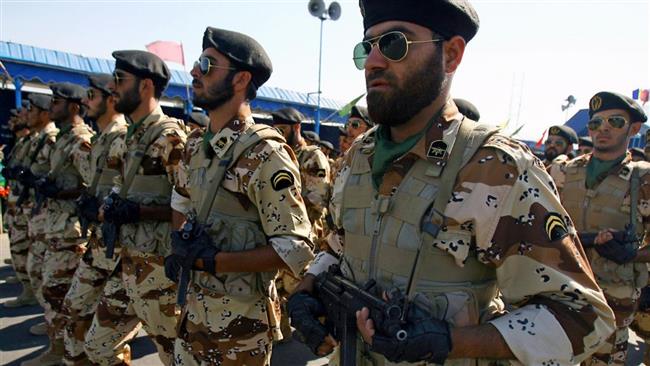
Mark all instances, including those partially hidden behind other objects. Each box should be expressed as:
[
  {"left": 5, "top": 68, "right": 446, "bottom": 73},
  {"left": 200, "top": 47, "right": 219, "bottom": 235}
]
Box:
[
  {"left": 232, "top": 71, "right": 252, "bottom": 94},
  {"left": 630, "top": 122, "right": 642, "bottom": 136}
]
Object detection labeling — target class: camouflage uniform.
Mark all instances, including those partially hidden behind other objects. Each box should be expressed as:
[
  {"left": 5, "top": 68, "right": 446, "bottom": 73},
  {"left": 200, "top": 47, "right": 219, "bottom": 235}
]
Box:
[
  {"left": 545, "top": 153, "right": 570, "bottom": 192},
  {"left": 173, "top": 118, "right": 314, "bottom": 366},
  {"left": 26, "top": 121, "right": 59, "bottom": 325},
  {"left": 5, "top": 135, "right": 34, "bottom": 287},
  {"left": 41, "top": 122, "right": 94, "bottom": 342},
  {"left": 96, "top": 106, "right": 185, "bottom": 365},
  {"left": 294, "top": 143, "right": 331, "bottom": 242},
  {"left": 317, "top": 102, "right": 614, "bottom": 365},
  {"left": 62, "top": 116, "right": 131, "bottom": 365},
  {"left": 557, "top": 153, "right": 650, "bottom": 365}
]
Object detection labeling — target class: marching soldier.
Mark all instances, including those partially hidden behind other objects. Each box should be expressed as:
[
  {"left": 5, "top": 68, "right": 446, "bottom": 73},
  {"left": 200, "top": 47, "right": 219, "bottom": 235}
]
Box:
[
  {"left": 62, "top": 74, "right": 136, "bottom": 365},
  {"left": 578, "top": 136, "right": 594, "bottom": 156},
  {"left": 557, "top": 91, "right": 650, "bottom": 365},
  {"left": 544, "top": 124, "right": 578, "bottom": 192},
  {"left": 289, "top": 1, "right": 615, "bottom": 365},
  {"left": 89, "top": 50, "right": 186, "bottom": 365},
  {"left": 164, "top": 27, "right": 314, "bottom": 365}
]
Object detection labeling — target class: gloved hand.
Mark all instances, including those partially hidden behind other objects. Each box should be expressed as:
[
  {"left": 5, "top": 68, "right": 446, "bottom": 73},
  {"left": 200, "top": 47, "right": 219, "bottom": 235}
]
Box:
[
  {"left": 104, "top": 195, "right": 140, "bottom": 225},
  {"left": 164, "top": 253, "right": 184, "bottom": 283},
  {"left": 35, "top": 177, "right": 59, "bottom": 198},
  {"left": 287, "top": 291, "right": 330, "bottom": 355},
  {"left": 639, "top": 286, "right": 650, "bottom": 312},
  {"left": 17, "top": 168, "right": 35, "bottom": 186},
  {"left": 370, "top": 301, "right": 452, "bottom": 364},
  {"left": 77, "top": 194, "right": 100, "bottom": 222},
  {"left": 595, "top": 237, "right": 638, "bottom": 265}
]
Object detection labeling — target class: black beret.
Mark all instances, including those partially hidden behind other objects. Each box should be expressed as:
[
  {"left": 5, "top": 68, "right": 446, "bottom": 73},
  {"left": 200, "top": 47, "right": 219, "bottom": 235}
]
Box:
[
  {"left": 202, "top": 27, "right": 273, "bottom": 89},
  {"left": 271, "top": 107, "right": 304, "bottom": 125},
  {"left": 303, "top": 131, "right": 320, "bottom": 142},
  {"left": 589, "top": 91, "right": 647, "bottom": 123},
  {"left": 350, "top": 105, "right": 373, "bottom": 126},
  {"left": 28, "top": 94, "right": 52, "bottom": 110},
  {"left": 360, "top": 0, "right": 480, "bottom": 42},
  {"left": 88, "top": 74, "right": 113, "bottom": 95},
  {"left": 189, "top": 112, "right": 209, "bottom": 128},
  {"left": 319, "top": 140, "right": 334, "bottom": 151},
  {"left": 548, "top": 125, "right": 578, "bottom": 144},
  {"left": 578, "top": 136, "right": 593, "bottom": 147},
  {"left": 454, "top": 98, "right": 480, "bottom": 121},
  {"left": 630, "top": 147, "right": 646, "bottom": 160},
  {"left": 9, "top": 108, "right": 19, "bottom": 117},
  {"left": 112, "top": 50, "right": 171, "bottom": 85},
  {"left": 50, "top": 82, "right": 86, "bottom": 102},
  {"left": 21, "top": 100, "right": 30, "bottom": 109}
]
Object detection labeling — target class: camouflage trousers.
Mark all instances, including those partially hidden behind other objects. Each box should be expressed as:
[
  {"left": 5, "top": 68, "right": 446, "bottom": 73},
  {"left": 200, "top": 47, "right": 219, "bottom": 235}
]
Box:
[
  {"left": 173, "top": 284, "right": 278, "bottom": 366},
  {"left": 9, "top": 230, "right": 31, "bottom": 284},
  {"left": 63, "top": 254, "right": 116, "bottom": 366},
  {"left": 118, "top": 247, "right": 179, "bottom": 365},
  {"left": 584, "top": 304, "right": 635, "bottom": 366},
  {"left": 630, "top": 311, "right": 650, "bottom": 365},
  {"left": 42, "top": 243, "right": 85, "bottom": 340},
  {"left": 26, "top": 236, "right": 54, "bottom": 324},
  {"left": 84, "top": 263, "right": 141, "bottom": 366}
]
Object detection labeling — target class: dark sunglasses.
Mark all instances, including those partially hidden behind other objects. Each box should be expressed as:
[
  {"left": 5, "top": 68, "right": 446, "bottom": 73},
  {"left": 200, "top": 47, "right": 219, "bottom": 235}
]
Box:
[
  {"left": 353, "top": 31, "right": 444, "bottom": 70},
  {"left": 544, "top": 139, "right": 567, "bottom": 147},
  {"left": 112, "top": 72, "right": 136, "bottom": 86},
  {"left": 587, "top": 116, "right": 628, "bottom": 131},
  {"left": 87, "top": 89, "right": 98, "bottom": 100},
  {"left": 194, "top": 56, "right": 236, "bottom": 76},
  {"left": 347, "top": 118, "right": 365, "bottom": 129}
]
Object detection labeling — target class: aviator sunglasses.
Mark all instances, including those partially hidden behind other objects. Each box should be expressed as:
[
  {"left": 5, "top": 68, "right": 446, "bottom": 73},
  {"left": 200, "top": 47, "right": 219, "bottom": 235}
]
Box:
[
  {"left": 353, "top": 31, "right": 444, "bottom": 70},
  {"left": 587, "top": 116, "right": 628, "bottom": 131},
  {"left": 194, "top": 56, "right": 236, "bottom": 76}
]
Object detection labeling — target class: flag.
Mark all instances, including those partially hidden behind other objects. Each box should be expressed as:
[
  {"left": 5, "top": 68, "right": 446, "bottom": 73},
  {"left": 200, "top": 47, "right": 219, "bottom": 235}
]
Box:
[
  {"left": 146, "top": 41, "right": 185, "bottom": 65},
  {"left": 338, "top": 93, "right": 366, "bottom": 117},
  {"left": 641, "top": 89, "right": 649, "bottom": 104},
  {"left": 535, "top": 129, "right": 547, "bottom": 149},
  {"left": 633, "top": 89, "right": 640, "bottom": 99}
]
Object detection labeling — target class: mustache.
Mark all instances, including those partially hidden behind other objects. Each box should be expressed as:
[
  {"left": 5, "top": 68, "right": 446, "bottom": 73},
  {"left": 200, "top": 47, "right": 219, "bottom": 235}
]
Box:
[
  {"left": 366, "top": 70, "right": 396, "bottom": 86},
  {"left": 192, "top": 79, "right": 202, "bottom": 88}
]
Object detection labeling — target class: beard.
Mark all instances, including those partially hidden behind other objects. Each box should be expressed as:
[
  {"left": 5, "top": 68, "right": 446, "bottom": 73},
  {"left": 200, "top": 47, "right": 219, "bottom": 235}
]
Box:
[
  {"left": 193, "top": 71, "right": 235, "bottom": 111},
  {"left": 544, "top": 148, "right": 559, "bottom": 161},
  {"left": 114, "top": 83, "right": 141, "bottom": 115},
  {"left": 593, "top": 128, "right": 631, "bottom": 154},
  {"left": 366, "top": 47, "right": 445, "bottom": 127},
  {"left": 87, "top": 99, "right": 107, "bottom": 120}
]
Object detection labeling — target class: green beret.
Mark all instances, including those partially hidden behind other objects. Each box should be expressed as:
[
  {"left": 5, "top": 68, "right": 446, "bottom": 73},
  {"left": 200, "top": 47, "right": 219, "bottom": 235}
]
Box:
[
  {"left": 350, "top": 105, "right": 373, "bottom": 126},
  {"left": 578, "top": 136, "right": 593, "bottom": 147},
  {"left": 189, "top": 112, "right": 209, "bottom": 128},
  {"left": 28, "top": 94, "right": 52, "bottom": 110},
  {"left": 360, "top": 0, "right": 480, "bottom": 42},
  {"left": 303, "top": 131, "right": 320, "bottom": 142},
  {"left": 548, "top": 125, "right": 578, "bottom": 144},
  {"left": 50, "top": 82, "right": 86, "bottom": 102},
  {"left": 88, "top": 74, "right": 113, "bottom": 95},
  {"left": 271, "top": 107, "right": 304, "bottom": 125},
  {"left": 589, "top": 91, "right": 647, "bottom": 123},
  {"left": 454, "top": 98, "right": 480, "bottom": 121},
  {"left": 630, "top": 147, "right": 646, "bottom": 160},
  {"left": 112, "top": 50, "right": 171, "bottom": 85},
  {"left": 202, "top": 27, "right": 273, "bottom": 89}
]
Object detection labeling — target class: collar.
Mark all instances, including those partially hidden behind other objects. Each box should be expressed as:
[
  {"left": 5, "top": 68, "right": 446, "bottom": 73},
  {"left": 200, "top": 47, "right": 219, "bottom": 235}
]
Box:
[
  {"left": 205, "top": 116, "right": 254, "bottom": 158},
  {"left": 126, "top": 105, "right": 164, "bottom": 140}
]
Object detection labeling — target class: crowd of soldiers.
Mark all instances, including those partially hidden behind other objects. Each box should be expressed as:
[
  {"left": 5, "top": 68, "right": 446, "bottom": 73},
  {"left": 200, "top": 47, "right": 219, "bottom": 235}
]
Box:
[{"left": 2, "top": 0, "right": 650, "bottom": 365}]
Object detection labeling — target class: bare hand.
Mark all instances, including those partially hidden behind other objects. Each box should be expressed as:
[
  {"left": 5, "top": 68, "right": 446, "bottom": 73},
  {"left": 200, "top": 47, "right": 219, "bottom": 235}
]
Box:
[
  {"left": 594, "top": 228, "right": 615, "bottom": 245},
  {"left": 317, "top": 335, "right": 338, "bottom": 356},
  {"left": 97, "top": 204, "right": 105, "bottom": 222},
  {"left": 356, "top": 307, "right": 376, "bottom": 345}
]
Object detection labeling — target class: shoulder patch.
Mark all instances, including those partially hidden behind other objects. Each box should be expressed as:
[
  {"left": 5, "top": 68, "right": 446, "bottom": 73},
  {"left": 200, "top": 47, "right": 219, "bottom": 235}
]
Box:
[
  {"left": 271, "top": 169, "right": 295, "bottom": 191},
  {"left": 545, "top": 212, "right": 568, "bottom": 242}
]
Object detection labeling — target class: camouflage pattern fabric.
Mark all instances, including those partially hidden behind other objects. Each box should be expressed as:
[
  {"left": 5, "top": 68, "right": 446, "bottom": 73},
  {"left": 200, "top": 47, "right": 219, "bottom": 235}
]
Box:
[
  {"left": 546, "top": 153, "right": 570, "bottom": 193},
  {"left": 325, "top": 101, "right": 615, "bottom": 365},
  {"left": 294, "top": 143, "right": 331, "bottom": 242},
  {"left": 173, "top": 118, "right": 314, "bottom": 366}
]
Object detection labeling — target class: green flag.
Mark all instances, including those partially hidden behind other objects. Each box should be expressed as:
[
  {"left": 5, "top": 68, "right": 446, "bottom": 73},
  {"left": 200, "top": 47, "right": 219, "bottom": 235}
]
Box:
[{"left": 338, "top": 93, "right": 366, "bottom": 117}]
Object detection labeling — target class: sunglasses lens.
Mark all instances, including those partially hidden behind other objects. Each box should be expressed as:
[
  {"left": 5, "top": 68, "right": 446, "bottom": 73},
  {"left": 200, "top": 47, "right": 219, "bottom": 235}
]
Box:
[
  {"left": 587, "top": 118, "right": 603, "bottom": 131},
  {"left": 378, "top": 32, "right": 408, "bottom": 61},
  {"left": 87, "top": 90, "right": 94, "bottom": 99},
  {"left": 608, "top": 116, "right": 627, "bottom": 128},
  {"left": 353, "top": 42, "right": 370, "bottom": 70}
]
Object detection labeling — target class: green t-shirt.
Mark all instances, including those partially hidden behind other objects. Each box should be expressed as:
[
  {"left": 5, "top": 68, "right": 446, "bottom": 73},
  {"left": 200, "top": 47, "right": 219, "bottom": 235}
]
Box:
[{"left": 586, "top": 154, "right": 626, "bottom": 189}]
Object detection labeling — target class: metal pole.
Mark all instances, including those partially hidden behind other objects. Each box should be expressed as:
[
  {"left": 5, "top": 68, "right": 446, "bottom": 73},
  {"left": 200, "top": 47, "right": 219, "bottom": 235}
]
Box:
[{"left": 315, "top": 18, "right": 324, "bottom": 135}]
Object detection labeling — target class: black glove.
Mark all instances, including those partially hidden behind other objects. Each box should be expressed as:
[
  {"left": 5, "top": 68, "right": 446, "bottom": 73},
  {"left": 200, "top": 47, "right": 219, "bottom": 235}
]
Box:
[
  {"left": 17, "top": 168, "right": 35, "bottom": 186},
  {"left": 104, "top": 195, "right": 140, "bottom": 225},
  {"left": 164, "top": 253, "right": 184, "bottom": 283},
  {"left": 639, "top": 286, "right": 650, "bottom": 312},
  {"left": 35, "top": 177, "right": 59, "bottom": 198},
  {"left": 595, "top": 237, "right": 638, "bottom": 265},
  {"left": 77, "top": 195, "right": 100, "bottom": 222},
  {"left": 370, "top": 302, "right": 451, "bottom": 364},
  {"left": 287, "top": 291, "right": 330, "bottom": 355}
]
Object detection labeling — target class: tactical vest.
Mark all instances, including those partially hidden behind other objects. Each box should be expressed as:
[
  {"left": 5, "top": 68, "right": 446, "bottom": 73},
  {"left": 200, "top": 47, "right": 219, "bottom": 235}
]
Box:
[
  {"left": 340, "top": 123, "right": 500, "bottom": 366},
  {"left": 561, "top": 160, "right": 648, "bottom": 290},
  {"left": 119, "top": 118, "right": 182, "bottom": 256},
  {"left": 187, "top": 124, "right": 285, "bottom": 299}
]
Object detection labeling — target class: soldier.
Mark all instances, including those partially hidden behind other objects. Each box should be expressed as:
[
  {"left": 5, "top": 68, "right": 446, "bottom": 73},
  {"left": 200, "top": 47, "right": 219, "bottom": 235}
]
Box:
[
  {"left": 578, "top": 136, "right": 594, "bottom": 156},
  {"left": 271, "top": 107, "right": 331, "bottom": 241},
  {"left": 90, "top": 50, "right": 186, "bottom": 365},
  {"left": 23, "top": 93, "right": 58, "bottom": 338},
  {"left": 288, "top": 1, "right": 615, "bottom": 365},
  {"left": 187, "top": 111, "right": 209, "bottom": 132},
  {"left": 304, "top": 130, "right": 321, "bottom": 145},
  {"left": 61, "top": 74, "right": 134, "bottom": 366},
  {"left": 163, "top": 26, "right": 314, "bottom": 365},
  {"left": 544, "top": 125, "right": 578, "bottom": 192},
  {"left": 2, "top": 106, "right": 37, "bottom": 307},
  {"left": 557, "top": 91, "right": 650, "bottom": 366},
  {"left": 630, "top": 147, "right": 646, "bottom": 162},
  {"left": 343, "top": 105, "right": 372, "bottom": 141},
  {"left": 22, "top": 83, "right": 95, "bottom": 366}
]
